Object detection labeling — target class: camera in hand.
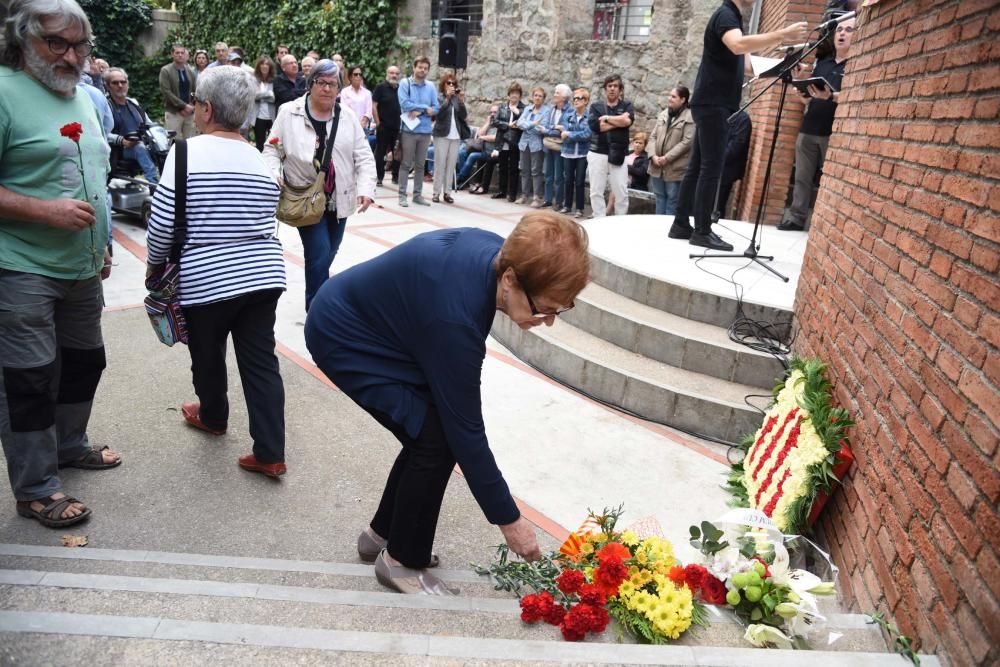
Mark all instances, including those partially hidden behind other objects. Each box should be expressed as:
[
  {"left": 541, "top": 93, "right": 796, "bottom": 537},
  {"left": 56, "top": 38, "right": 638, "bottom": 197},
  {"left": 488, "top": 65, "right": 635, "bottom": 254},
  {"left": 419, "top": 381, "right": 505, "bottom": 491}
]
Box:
[{"left": 125, "top": 132, "right": 141, "bottom": 141}]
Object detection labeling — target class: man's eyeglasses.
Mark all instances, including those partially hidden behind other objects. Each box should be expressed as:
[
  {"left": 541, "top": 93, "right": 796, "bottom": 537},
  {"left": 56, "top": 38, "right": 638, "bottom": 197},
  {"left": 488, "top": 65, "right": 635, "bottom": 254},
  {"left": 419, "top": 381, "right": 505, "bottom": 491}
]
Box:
[
  {"left": 836, "top": 26, "right": 855, "bottom": 33},
  {"left": 522, "top": 286, "right": 574, "bottom": 318},
  {"left": 44, "top": 36, "right": 94, "bottom": 58},
  {"left": 312, "top": 79, "right": 338, "bottom": 90}
]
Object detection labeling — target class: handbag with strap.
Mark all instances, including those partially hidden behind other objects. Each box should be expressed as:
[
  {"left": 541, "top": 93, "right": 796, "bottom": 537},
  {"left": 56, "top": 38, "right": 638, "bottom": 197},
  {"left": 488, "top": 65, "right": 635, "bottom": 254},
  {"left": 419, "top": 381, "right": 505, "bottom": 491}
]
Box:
[
  {"left": 542, "top": 135, "right": 563, "bottom": 152},
  {"left": 277, "top": 103, "right": 341, "bottom": 228},
  {"left": 144, "top": 139, "right": 189, "bottom": 347}
]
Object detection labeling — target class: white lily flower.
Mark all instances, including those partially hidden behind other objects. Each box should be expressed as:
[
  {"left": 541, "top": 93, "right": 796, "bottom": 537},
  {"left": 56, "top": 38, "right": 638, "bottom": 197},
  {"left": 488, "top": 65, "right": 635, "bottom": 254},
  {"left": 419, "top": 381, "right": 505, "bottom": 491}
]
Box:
[
  {"left": 784, "top": 592, "right": 827, "bottom": 640},
  {"left": 744, "top": 623, "right": 794, "bottom": 649}
]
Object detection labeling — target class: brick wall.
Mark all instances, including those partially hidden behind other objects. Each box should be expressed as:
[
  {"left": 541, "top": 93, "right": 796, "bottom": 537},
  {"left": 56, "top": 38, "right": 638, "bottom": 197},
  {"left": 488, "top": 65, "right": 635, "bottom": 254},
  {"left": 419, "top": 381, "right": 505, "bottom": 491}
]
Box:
[
  {"left": 792, "top": 1, "right": 1000, "bottom": 665},
  {"left": 738, "top": 1, "right": 826, "bottom": 225}
]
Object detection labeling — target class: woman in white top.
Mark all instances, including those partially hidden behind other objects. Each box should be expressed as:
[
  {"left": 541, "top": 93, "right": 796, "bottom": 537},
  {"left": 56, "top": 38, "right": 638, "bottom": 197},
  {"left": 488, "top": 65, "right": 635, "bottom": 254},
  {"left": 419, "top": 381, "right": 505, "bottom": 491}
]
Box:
[
  {"left": 262, "top": 60, "right": 377, "bottom": 311},
  {"left": 253, "top": 56, "right": 276, "bottom": 151},
  {"left": 146, "top": 66, "right": 288, "bottom": 479},
  {"left": 430, "top": 71, "right": 469, "bottom": 203}
]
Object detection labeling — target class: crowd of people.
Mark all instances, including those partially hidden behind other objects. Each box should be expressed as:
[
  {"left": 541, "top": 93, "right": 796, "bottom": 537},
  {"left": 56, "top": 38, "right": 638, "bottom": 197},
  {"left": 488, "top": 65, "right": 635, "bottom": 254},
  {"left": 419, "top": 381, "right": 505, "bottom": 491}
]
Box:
[{"left": 0, "top": 0, "right": 850, "bottom": 597}]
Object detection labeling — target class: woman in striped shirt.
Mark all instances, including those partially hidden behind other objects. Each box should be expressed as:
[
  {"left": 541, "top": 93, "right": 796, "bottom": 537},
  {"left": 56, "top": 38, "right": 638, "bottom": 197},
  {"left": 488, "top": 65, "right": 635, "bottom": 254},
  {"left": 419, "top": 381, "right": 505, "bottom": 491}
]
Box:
[{"left": 146, "top": 66, "right": 288, "bottom": 479}]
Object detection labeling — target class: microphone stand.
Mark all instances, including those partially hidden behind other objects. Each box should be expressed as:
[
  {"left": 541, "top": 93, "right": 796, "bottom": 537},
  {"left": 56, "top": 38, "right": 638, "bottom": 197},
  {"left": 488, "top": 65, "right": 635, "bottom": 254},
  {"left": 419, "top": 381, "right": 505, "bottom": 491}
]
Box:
[{"left": 689, "top": 36, "right": 829, "bottom": 283}]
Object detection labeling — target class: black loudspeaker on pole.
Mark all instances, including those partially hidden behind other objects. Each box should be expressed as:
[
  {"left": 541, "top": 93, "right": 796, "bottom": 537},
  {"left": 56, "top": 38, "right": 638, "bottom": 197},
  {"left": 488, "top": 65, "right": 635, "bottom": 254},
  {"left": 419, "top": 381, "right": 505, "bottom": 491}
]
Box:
[{"left": 438, "top": 19, "right": 469, "bottom": 69}]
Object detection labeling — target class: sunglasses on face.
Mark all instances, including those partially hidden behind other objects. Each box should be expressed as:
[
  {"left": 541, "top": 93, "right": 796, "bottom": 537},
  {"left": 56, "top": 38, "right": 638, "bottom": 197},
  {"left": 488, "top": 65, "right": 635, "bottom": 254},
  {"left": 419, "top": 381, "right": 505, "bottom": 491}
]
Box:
[{"left": 572, "top": 96, "right": 587, "bottom": 101}]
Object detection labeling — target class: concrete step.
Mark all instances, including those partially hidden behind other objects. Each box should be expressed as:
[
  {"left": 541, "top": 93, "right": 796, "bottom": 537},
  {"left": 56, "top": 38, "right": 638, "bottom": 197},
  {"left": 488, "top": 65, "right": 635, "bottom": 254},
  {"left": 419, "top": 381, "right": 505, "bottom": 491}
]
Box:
[
  {"left": 491, "top": 316, "right": 764, "bottom": 443},
  {"left": 0, "top": 608, "right": 941, "bottom": 666},
  {"left": 563, "top": 283, "right": 786, "bottom": 390},
  {"left": 0, "top": 543, "right": 889, "bottom": 655},
  {"left": 589, "top": 253, "right": 794, "bottom": 334}
]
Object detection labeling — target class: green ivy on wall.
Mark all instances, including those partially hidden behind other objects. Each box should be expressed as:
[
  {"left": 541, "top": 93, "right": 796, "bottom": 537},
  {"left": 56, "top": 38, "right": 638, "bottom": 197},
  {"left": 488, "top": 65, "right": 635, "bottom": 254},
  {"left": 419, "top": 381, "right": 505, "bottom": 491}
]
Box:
[
  {"left": 173, "top": 0, "right": 406, "bottom": 78},
  {"left": 79, "top": 0, "right": 153, "bottom": 72}
]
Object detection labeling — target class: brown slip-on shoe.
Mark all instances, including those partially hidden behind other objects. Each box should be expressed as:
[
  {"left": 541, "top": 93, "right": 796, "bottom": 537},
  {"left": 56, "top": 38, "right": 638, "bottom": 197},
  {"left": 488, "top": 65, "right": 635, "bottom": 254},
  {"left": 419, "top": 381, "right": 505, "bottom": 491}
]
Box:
[
  {"left": 357, "top": 530, "right": 440, "bottom": 567},
  {"left": 181, "top": 402, "right": 226, "bottom": 435},
  {"left": 238, "top": 454, "right": 287, "bottom": 478},
  {"left": 374, "top": 550, "right": 458, "bottom": 595}
]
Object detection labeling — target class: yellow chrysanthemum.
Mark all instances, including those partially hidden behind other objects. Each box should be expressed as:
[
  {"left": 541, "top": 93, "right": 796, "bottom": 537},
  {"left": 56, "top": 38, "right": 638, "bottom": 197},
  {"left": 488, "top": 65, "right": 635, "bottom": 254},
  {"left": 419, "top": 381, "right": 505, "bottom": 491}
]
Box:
[
  {"left": 635, "top": 549, "right": 649, "bottom": 565},
  {"left": 618, "top": 580, "right": 636, "bottom": 598},
  {"left": 621, "top": 530, "right": 639, "bottom": 546},
  {"left": 580, "top": 542, "right": 594, "bottom": 556}
]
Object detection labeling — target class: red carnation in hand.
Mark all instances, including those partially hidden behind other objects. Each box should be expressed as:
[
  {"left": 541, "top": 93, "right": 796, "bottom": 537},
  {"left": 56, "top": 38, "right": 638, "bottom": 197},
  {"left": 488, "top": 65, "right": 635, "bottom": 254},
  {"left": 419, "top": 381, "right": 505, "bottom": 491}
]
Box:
[
  {"left": 577, "top": 582, "right": 607, "bottom": 607},
  {"left": 556, "top": 568, "right": 585, "bottom": 595},
  {"left": 668, "top": 565, "right": 686, "bottom": 586},
  {"left": 701, "top": 574, "right": 728, "bottom": 605},
  {"left": 60, "top": 122, "right": 83, "bottom": 143},
  {"left": 268, "top": 136, "right": 280, "bottom": 145},
  {"left": 683, "top": 564, "right": 708, "bottom": 590}
]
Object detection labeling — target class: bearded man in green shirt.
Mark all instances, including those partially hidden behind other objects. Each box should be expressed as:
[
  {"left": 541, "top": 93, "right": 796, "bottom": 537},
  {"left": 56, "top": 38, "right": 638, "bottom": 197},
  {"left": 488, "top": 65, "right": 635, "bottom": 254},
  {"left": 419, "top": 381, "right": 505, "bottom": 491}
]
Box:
[{"left": 0, "top": 0, "right": 122, "bottom": 529}]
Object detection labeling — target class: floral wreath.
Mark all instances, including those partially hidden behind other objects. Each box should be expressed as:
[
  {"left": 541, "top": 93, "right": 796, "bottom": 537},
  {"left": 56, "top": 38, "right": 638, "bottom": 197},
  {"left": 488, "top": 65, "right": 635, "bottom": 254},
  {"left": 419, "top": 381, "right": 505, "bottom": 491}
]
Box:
[{"left": 726, "top": 358, "right": 854, "bottom": 534}]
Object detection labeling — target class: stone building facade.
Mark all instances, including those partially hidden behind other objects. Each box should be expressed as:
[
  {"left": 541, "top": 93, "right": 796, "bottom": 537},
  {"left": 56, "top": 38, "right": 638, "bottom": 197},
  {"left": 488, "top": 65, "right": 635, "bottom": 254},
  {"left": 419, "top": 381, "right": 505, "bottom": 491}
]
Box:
[{"left": 399, "top": 0, "right": 719, "bottom": 131}]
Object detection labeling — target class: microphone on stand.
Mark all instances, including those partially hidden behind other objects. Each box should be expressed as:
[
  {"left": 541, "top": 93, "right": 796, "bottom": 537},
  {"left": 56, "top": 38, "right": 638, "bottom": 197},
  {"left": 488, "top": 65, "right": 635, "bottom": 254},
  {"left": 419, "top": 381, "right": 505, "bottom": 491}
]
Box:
[{"left": 816, "top": 10, "right": 856, "bottom": 32}]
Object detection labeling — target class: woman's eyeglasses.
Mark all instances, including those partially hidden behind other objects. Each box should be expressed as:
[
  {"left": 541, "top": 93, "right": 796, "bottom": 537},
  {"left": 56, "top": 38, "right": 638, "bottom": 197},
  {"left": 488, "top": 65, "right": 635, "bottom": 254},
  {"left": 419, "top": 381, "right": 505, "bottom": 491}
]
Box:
[
  {"left": 521, "top": 285, "right": 574, "bottom": 318},
  {"left": 572, "top": 96, "right": 587, "bottom": 102}
]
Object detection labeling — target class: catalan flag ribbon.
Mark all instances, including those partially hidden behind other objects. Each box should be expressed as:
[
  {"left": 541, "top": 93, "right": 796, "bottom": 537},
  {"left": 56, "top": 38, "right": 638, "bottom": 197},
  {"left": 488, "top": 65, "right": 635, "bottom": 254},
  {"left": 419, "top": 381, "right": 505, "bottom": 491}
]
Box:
[{"left": 559, "top": 516, "right": 601, "bottom": 560}]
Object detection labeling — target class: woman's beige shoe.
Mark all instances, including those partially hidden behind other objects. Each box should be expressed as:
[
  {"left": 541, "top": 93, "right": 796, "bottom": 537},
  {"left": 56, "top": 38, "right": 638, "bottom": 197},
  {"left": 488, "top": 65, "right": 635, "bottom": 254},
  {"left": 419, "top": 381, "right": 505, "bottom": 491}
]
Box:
[
  {"left": 373, "top": 550, "right": 458, "bottom": 595},
  {"left": 357, "top": 530, "right": 440, "bottom": 567}
]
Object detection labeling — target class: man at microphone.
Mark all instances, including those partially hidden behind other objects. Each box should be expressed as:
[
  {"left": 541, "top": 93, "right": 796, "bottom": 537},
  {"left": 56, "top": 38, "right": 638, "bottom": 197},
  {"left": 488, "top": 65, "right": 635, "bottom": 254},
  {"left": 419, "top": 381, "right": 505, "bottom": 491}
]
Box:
[
  {"left": 779, "top": 15, "right": 856, "bottom": 231},
  {"left": 669, "top": 1, "right": 807, "bottom": 251}
]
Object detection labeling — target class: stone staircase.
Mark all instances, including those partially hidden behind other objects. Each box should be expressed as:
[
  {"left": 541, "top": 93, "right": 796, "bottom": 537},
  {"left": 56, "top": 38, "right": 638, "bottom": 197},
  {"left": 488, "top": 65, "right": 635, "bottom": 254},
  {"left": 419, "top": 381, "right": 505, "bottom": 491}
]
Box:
[
  {"left": 491, "top": 253, "right": 792, "bottom": 443},
  {"left": 0, "top": 543, "right": 943, "bottom": 666}
]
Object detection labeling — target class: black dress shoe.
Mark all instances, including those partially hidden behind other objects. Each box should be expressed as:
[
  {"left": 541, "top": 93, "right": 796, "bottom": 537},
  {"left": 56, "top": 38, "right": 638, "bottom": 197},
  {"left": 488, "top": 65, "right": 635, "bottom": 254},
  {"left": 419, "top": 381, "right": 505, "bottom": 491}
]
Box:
[
  {"left": 689, "top": 231, "right": 734, "bottom": 251},
  {"left": 491, "top": 192, "right": 507, "bottom": 199},
  {"left": 668, "top": 222, "right": 693, "bottom": 239},
  {"left": 777, "top": 219, "right": 805, "bottom": 231}
]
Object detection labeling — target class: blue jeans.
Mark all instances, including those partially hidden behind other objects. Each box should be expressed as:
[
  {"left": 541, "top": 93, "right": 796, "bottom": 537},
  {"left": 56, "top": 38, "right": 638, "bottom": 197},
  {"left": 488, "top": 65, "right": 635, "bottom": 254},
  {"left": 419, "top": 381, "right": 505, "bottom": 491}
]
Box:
[
  {"left": 650, "top": 176, "right": 681, "bottom": 215},
  {"left": 457, "top": 150, "right": 483, "bottom": 183},
  {"left": 543, "top": 148, "right": 565, "bottom": 206},
  {"left": 298, "top": 213, "right": 347, "bottom": 311},
  {"left": 123, "top": 144, "right": 159, "bottom": 184}
]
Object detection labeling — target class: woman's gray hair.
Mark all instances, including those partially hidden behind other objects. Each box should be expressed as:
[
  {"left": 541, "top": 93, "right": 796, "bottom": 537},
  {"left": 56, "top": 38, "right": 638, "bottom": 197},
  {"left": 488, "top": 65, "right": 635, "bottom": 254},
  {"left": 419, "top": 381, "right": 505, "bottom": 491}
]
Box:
[
  {"left": 2, "top": 0, "right": 92, "bottom": 68},
  {"left": 554, "top": 83, "right": 572, "bottom": 100},
  {"left": 307, "top": 58, "right": 340, "bottom": 89},
  {"left": 196, "top": 65, "right": 255, "bottom": 131}
]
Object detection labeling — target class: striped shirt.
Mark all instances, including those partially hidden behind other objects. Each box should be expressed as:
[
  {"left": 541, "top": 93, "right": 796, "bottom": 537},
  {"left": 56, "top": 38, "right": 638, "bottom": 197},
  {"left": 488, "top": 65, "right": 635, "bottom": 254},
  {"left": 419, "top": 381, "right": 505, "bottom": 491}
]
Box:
[{"left": 146, "top": 135, "right": 285, "bottom": 307}]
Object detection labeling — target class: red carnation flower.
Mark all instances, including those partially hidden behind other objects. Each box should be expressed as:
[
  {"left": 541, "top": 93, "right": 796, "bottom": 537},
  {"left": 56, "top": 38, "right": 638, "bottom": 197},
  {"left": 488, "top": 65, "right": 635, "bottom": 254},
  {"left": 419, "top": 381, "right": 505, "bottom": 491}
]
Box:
[
  {"left": 60, "top": 122, "right": 83, "bottom": 143},
  {"left": 668, "top": 565, "right": 687, "bottom": 586},
  {"left": 556, "top": 568, "right": 585, "bottom": 595},
  {"left": 683, "top": 564, "right": 708, "bottom": 590},
  {"left": 268, "top": 136, "right": 280, "bottom": 145},
  {"left": 560, "top": 602, "right": 604, "bottom": 641},
  {"left": 543, "top": 602, "right": 567, "bottom": 626},
  {"left": 701, "top": 575, "right": 728, "bottom": 605},
  {"left": 578, "top": 582, "right": 607, "bottom": 607},
  {"left": 589, "top": 603, "right": 611, "bottom": 633},
  {"left": 593, "top": 558, "right": 628, "bottom": 597},
  {"left": 520, "top": 591, "right": 555, "bottom": 624},
  {"left": 597, "top": 541, "right": 631, "bottom": 564}
]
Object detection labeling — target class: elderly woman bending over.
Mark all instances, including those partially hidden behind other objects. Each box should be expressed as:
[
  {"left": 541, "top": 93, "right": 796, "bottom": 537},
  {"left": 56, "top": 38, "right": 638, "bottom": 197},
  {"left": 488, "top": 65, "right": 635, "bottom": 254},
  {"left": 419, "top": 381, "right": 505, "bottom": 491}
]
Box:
[
  {"left": 263, "top": 59, "right": 376, "bottom": 311},
  {"left": 304, "top": 212, "right": 590, "bottom": 595},
  {"left": 146, "top": 66, "right": 288, "bottom": 478}
]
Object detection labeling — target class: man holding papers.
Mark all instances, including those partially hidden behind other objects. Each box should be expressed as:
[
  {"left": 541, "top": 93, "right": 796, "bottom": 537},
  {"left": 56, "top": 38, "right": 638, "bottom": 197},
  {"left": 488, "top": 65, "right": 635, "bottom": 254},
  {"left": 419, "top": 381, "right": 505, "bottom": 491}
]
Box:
[{"left": 779, "top": 16, "right": 856, "bottom": 231}]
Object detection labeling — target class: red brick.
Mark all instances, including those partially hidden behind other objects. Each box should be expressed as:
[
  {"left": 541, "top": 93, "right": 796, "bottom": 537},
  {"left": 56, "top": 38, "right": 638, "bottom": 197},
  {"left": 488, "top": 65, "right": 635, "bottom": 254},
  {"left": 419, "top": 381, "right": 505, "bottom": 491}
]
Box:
[
  {"left": 946, "top": 461, "right": 980, "bottom": 511},
  {"left": 974, "top": 501, "right": 1000, "bottom": 556},
  {"left": 958, "top": 368, "right": 998, "bottom": 419},
  {"left": 969, "top": 64, "right": 1000, "bottom": 92},
  {"left": 956, "top": 601, "right": 992, "bottom": 664},
  {"left": 976, "top": 548, "right": 1000, "bottom": 601},
  {"left": 970, "top": 241, "right": 1000, "bottom": 273},
  {"left": 952, "top": 549, "right": 1000, "bottom": 642},
  {"left": 943, "top": 421, "right": 1000, "bottom": 505},
  {"left": 953, "top": 296, "right": 982, "bottom": 329},
  {"left": 964, "top": 410, "right": 999, "bottom": 459}
]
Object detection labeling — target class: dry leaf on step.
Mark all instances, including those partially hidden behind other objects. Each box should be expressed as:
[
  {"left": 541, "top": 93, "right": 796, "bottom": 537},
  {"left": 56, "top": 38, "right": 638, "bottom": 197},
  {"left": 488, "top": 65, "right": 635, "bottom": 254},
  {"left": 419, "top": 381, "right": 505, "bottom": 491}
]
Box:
[{"left": 61, "top": 535, "right": 88, "bottom": 548}]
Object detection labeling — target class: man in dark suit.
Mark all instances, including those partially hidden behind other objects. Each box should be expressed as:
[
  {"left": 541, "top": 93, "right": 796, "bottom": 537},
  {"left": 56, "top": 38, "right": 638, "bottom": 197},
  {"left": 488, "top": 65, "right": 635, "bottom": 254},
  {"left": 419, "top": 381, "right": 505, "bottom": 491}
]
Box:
[
  {"left": 274, "top": 54, "right": 306, "bottom": 111},
  {"left": 158, "top": 44, "right": 197, "bottom": 139}
]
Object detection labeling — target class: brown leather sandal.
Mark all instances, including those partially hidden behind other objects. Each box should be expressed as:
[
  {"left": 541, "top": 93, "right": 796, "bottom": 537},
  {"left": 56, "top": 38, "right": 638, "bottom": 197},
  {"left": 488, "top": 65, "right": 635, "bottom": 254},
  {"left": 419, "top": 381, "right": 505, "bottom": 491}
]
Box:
[
  {"left": 59, "top": 445, "right": 121, "bottom": 470},
  {"left": 16, "top": 495, "right": 91, "bottom": 528}
]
